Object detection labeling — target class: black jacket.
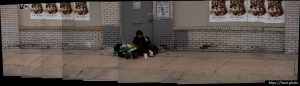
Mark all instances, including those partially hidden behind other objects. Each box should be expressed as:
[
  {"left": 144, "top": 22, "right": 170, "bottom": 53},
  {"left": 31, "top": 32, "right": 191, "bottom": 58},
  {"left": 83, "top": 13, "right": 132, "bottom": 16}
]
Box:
[{"left": 132, "top": 35, "right": 150, "bottom": 46}]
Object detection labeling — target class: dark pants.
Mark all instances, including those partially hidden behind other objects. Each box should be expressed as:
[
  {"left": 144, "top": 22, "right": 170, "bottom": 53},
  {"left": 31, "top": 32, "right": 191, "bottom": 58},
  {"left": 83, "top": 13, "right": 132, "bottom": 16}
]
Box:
[
  {"left": 136, "top": 44, "right": 158, "bottom": 56},
  {"left": 136, "top": 44, "right": 151, "bottom": 55}
]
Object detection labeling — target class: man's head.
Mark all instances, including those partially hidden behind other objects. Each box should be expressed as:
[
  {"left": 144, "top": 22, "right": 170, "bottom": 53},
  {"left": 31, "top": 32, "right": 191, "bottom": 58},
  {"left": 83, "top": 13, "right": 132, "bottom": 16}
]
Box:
[{"left": 136, "top": 30, "right": 143, "bottom": 38}]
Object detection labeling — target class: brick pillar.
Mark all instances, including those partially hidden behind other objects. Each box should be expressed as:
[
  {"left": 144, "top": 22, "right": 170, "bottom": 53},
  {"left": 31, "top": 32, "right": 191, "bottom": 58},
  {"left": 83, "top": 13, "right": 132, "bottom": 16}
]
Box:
[
  {"left": 0, "top": 5, "right": 20, "bottom": 49},
  {"left": 100, "top": 2, "right": 120, "bottom": 26},
  {"left": 100, "top": 1, "right": 121, "bottom": 48},
  {"left": 285, "top": 1, "right": 300, "bottom": 55},
  {"left": 153, "top": 1, "right": 174, "bottom": 49}
]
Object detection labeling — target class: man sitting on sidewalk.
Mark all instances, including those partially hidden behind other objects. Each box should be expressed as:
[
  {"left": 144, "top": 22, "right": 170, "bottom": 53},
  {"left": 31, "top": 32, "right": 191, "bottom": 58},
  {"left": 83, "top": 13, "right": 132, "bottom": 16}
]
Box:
[{"left": 132, "top": 30, "right": 158, "bottom": 57}]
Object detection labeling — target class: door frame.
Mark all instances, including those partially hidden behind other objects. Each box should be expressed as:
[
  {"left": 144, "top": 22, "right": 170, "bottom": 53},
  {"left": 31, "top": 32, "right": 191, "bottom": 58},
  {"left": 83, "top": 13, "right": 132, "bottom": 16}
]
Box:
[{"left": 120, "top": 1, "right": 154, "bottom": 44}]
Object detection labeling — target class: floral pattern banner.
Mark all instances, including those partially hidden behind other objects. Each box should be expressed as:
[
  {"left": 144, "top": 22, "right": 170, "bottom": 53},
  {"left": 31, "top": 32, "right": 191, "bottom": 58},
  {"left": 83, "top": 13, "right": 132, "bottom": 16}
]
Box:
[
  {"left": 209, "top": 0, "right": 230, "bottom": 22},
  {"left": 265, "top": 0, "right": 285, "bottom": 23},
  {"left": 30, "top": 3, "right": 46, "bottom": 19},
  {"left": 209, "top": 0, "right": 285, "bottom": 23},
  {"left": 30, "top": 2, "right": 90, "bottom": 21},
  {"left": 229, "top": 0, "right": 248, "bottom": 22},
  {"left": 157, "top": 1, "right": 170, "bottom": 18}
]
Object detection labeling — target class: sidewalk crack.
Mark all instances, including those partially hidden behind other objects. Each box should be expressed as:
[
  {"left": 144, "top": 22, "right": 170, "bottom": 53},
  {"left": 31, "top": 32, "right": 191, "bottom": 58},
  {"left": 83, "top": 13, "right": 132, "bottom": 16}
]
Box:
[
  {"left": 29, "top": 56, "right": 41, "bottom": 66},
  {"left": 161, "top": 71, "right": 185, "bottom": 83},
  {"left": 161, "top": 71, "right": 176, "bottom": 82},
  {"left": 237, "top": 73, "right": 242, "bottom": 81},
  {"left": 63, "top": 55, "right": 84, "bottom": 66},
  {"left": 74, "top": 69, "right": 84, "bottom": 79},
  {"left": 159, "top": 57, "right": 177, "bottom": 68},
  {"left": 177, "top": 72, "right": 185, "bottom": 81},
  {"left": 213, "top": 57, "right": 232, "bottom": 73}
]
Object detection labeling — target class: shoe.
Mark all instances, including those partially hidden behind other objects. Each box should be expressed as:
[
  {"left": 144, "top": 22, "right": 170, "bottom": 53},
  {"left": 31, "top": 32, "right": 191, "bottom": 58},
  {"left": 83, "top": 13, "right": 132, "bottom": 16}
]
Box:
[{"left": 149, "top": 50, "right": 154, "bottom": 57}]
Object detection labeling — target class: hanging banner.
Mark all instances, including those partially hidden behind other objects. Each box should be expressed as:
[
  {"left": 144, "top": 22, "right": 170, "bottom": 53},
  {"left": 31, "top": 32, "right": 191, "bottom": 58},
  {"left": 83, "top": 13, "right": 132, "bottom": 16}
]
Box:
[
  {"left": 20, "top": 4, "right": 29, "bottom": 9},
  {"left": 209, "top": 0, "right": 230, "bottom": 22},
  {"left": 258, "top": 0, "right": 267, "bottom": 23},
  {"left": 265, "top": 0, "right": 285, "bottom": 23},
  {"left": 30, "top": 3, "right": 45, "bottom": 19},
  {"left": 74, "top": 2, "right": 90, "bottom": 21},
  {"left": 30, "top": 2, "right": 90, "bottom": 21},
  {"left": 247, "top": 0, "right": 267, "bottom": 22},
  {"left": 209, "top": 0, "right": 285, "bottom": 23},
  {"left": 246, "top": 0, "right": 257, "bottom": 22},
  {"left": 59, "top": 2, "right": 74, "bottom": 20},
  {"left": 229, "top": 0, "right": 247, "bottom": 22},
  {"left": 44, "top": 3, "right": 61, "bottom": 19},
  {"left": 133, "top": 1, "right": 141, "bottom": 9},
  {"left": 157, "top": 1, "right": 170, "bottom": 18}
]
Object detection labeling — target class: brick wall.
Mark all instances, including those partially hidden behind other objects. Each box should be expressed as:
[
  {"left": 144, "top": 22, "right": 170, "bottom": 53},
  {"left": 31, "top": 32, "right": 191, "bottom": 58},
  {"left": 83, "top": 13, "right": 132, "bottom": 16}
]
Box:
[
  {"left": 16, "top": 1, "right": 104, "bottom": 50},
  {"left": 19, "top": 29, "right": 63, "bottom": 49},
  {"left": 0, "top": 5, "right": 20, "bottom": 49},
  {"left": 100, "top": 2, "right": 120, "bottom": 26},
  {"left": 1, "top": 2, "right": 119, "bottom": 49},
  {"left": 174, "top": 30, "right": 188, "bottom": 50},
  {"left": 18, "top": 27, "right": 103, "bottom": 49},
  {"left": 101, "top": 2, "right": 121, "bottom": 48},
  {"left": 174, "top": 26, "right": 285, "bottom": 53},
  {"left": 62, "top": 27, "right": 103, "bottom": 50},
  {"left": 1, "top": 1, "right": 298, "bottom": 54},
  {"left": 172, "top": 1, "right": 299, "bottom": 54},
  {"left": 102, "top": 26, "right": 120, "bottom": 47},
  {"left": 284, "top": 1, "right": 299, "bottom": 55}
]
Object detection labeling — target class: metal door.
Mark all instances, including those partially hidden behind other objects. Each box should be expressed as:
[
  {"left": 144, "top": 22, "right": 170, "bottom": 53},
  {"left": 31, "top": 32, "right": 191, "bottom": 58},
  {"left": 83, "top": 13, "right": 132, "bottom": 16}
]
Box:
[{"left": 121, "top": 1, "right": 153, "bottom": 44}]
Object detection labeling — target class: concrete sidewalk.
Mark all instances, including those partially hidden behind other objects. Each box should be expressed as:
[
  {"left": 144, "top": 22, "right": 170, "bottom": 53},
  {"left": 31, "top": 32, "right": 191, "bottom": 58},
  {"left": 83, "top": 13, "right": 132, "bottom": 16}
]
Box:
[{"left": 2, "top": 49, "right": 298, "bottom": 84}]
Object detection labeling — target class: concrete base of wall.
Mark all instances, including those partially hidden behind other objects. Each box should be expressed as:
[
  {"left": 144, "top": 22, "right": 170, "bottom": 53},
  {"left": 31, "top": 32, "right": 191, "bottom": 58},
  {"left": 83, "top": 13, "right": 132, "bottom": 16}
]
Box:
[
  {"left": 153, "top": 19, "right": 174, "bottom": 50},
  {"left": 18, "top": 27, "right": 103, "bottom": 50},
  {"left": 173, "top": 26, "right": 285, "bottom": 54},
  {"left": 102, "top": 26, "right": 121, "bottom": 48}
]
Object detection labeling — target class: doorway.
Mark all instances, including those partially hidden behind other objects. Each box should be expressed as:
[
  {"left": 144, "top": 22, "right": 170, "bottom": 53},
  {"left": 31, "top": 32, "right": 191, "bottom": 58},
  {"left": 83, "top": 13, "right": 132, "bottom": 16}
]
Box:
[{"left": 121, "top": 1, "right": 153, "bottom": 44}]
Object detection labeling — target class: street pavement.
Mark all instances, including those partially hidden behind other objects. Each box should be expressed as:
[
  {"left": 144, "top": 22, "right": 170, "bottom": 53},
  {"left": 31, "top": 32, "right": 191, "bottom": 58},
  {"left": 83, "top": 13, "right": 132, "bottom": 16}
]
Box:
[{"left": 2, "top": 49, "right": 298, "bottom": 84}]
